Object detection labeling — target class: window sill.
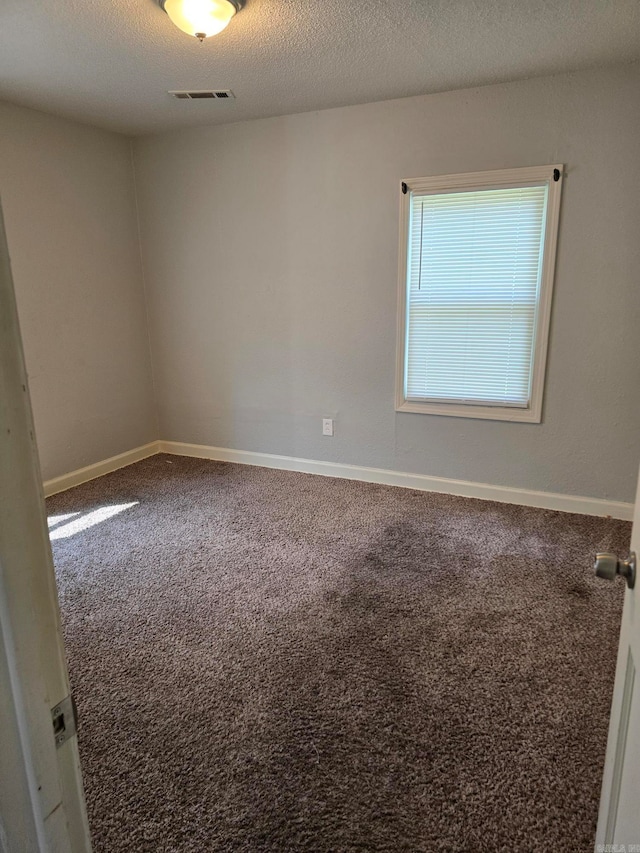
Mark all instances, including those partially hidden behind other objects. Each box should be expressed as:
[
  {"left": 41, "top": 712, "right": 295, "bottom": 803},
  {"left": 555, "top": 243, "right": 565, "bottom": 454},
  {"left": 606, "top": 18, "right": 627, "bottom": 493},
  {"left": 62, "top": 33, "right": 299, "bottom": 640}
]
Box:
[{"left": 395, "top": 398, "right": 541, "bottom": 423}]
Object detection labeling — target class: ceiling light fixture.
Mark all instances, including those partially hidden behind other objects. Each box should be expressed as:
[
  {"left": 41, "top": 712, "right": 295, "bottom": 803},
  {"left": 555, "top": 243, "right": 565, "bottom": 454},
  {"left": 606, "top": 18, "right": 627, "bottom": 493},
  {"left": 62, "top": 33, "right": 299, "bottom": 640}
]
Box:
[{"left": 160, "top": 0, "right": 242, "bottom": 42}]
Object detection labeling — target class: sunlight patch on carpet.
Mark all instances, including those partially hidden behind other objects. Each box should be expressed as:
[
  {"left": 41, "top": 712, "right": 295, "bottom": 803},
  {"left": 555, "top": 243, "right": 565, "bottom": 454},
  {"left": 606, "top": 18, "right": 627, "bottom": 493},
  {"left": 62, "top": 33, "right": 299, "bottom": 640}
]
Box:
[{"left": 49, "top": 503, "right": 138, "bottom": 540}]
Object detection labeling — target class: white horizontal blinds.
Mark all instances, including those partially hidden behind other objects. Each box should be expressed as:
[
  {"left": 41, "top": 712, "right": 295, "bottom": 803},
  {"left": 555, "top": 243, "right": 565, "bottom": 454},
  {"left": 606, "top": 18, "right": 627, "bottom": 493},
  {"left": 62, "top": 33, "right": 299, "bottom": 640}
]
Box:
[{"left": 405, "top": 184, "right": 548, "bottom": 407}]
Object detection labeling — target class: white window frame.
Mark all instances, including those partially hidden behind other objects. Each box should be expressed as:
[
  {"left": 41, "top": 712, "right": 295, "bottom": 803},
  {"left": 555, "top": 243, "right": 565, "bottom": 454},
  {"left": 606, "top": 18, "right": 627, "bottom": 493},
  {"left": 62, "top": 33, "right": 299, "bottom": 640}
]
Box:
[{"left": 395, "top": 165, "right": 563, "bottom": 423}]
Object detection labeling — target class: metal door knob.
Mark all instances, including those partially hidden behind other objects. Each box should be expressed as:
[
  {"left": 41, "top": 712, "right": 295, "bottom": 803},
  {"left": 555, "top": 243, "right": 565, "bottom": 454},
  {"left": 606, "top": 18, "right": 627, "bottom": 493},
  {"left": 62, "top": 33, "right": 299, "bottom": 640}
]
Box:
[{"left": 594, "top": 552, "right": 636, "bottom": 589}]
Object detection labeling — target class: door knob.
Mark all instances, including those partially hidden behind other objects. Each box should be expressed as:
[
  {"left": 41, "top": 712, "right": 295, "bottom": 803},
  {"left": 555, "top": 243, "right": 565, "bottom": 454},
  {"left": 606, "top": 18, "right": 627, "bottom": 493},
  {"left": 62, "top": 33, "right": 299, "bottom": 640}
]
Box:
[{"left": 594, "top": 552, "right": 636, "bottom": 589}]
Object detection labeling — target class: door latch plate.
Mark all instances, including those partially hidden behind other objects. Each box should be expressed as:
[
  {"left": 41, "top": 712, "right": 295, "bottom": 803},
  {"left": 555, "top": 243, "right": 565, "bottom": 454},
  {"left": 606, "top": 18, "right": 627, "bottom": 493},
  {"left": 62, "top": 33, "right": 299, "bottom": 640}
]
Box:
[{"left": 51, "top": 695, "right": 77, "bottom": 748}]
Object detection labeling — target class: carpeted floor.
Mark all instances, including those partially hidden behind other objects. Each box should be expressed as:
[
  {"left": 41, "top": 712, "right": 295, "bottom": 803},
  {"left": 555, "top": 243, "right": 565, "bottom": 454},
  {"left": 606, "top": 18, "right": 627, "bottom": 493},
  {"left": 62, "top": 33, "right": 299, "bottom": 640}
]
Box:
[{"left": 47, "top": 454, "right": 629, "bottom": 852}]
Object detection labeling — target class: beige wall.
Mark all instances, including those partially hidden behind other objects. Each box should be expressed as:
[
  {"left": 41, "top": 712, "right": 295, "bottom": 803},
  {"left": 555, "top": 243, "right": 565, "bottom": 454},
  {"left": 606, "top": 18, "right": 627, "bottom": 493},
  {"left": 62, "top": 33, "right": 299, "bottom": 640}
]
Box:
[
  {"left": 0, "top": 101, "right": 157, "bottom": 480},
  {"left": 133, "top": 63, "right": 640, "bottom": 502}
]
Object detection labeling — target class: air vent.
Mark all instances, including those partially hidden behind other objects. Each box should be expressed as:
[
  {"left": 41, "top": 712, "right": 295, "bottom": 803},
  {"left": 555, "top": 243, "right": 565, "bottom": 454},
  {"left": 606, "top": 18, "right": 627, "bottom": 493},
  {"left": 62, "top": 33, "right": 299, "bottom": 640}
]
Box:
[{"left": 169, "top": 90, "right": 235, "bottom": 100}]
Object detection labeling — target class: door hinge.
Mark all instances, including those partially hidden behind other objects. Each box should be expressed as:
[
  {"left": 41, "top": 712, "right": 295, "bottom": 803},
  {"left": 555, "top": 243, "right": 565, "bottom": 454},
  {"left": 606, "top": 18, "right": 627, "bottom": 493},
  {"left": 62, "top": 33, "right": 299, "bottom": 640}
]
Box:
[{"left": 51, "top": 695, "right": 77, "bottom": 748}]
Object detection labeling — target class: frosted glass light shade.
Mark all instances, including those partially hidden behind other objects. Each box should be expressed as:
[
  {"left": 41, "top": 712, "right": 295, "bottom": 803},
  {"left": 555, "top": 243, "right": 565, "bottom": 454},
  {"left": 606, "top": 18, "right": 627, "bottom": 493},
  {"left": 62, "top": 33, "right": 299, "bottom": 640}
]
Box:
[{"left": 161, "top": 0, "right": 238, "bottom": 40}]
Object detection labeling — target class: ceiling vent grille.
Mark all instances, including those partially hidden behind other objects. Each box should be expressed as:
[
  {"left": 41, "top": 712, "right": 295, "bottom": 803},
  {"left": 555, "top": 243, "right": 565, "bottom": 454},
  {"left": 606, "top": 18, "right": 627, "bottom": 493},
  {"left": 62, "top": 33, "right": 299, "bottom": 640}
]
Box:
[{"left": 169, "top": 90, "right": 235, "bottom": 100}]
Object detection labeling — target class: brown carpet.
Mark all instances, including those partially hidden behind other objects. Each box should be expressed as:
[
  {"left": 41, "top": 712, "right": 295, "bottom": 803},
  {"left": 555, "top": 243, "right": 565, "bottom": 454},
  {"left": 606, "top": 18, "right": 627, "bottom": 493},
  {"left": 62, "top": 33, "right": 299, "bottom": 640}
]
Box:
[{"left": 47, "top": 454, "right": 628, "bottom": 853}]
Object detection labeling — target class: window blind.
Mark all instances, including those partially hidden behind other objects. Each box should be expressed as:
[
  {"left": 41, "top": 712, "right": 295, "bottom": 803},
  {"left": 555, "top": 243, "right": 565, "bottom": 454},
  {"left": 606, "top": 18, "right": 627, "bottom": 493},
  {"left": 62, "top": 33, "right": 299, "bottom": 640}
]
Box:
[{"left": 405, "top": 184, "right": 548, "bottom": 407}]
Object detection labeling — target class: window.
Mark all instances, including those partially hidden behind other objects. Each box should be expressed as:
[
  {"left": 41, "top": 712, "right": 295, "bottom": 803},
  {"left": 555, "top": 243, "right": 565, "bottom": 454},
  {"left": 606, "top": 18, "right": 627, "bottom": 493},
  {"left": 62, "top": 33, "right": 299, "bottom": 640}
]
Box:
[{"left": 395, "top": 165, "right": 562, "bottom": 422}]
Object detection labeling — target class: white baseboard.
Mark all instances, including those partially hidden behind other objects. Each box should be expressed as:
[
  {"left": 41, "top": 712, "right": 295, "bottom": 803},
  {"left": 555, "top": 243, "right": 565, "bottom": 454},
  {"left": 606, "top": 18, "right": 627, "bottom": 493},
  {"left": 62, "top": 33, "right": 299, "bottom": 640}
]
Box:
[
  {"left": 158, "top": 440, "right": 634, "bottom": 521},
  {"left": 42, "top": 438, "right": 633, "bottom": 519},
  {"left": 43, "top": 442, "right": 161, "bottom": 498}
]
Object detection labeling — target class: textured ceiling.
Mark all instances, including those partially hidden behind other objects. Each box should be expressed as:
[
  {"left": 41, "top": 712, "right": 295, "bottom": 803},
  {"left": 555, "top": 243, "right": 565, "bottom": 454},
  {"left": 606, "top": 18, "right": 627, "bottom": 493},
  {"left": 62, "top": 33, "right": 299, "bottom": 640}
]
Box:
[{"left": 0, "top": 0, "right": 639, "bottom": 136}]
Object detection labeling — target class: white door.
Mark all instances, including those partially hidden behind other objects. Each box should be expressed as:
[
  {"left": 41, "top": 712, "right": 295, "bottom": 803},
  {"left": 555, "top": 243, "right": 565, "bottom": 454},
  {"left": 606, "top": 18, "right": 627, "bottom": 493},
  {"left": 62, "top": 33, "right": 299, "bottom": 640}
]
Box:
[
  {"left": 595, "top": 471, "right": 640, "bottom": 849},
  {"left": 0, "top": 202, "right": 92, "bottom": 852}
]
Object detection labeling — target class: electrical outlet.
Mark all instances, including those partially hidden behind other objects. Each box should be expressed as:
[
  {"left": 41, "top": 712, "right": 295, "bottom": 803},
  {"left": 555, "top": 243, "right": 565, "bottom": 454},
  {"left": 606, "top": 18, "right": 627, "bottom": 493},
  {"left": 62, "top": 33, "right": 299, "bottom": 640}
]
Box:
[{"left": 322, "top": 418, "right": 334, "bottom": 436}]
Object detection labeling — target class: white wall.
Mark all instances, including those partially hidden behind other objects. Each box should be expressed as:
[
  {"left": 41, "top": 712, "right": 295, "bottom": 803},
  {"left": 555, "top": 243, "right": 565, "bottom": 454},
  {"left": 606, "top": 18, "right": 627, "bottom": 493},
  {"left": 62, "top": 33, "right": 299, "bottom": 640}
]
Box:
[
  {"left": 132, "top": 63, "right": 640, "bottom": 503},
  {"left": 0, "top": 102, "right": 157, "bottom": 480}
]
